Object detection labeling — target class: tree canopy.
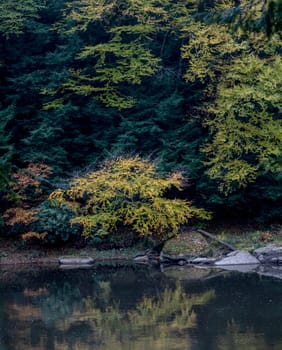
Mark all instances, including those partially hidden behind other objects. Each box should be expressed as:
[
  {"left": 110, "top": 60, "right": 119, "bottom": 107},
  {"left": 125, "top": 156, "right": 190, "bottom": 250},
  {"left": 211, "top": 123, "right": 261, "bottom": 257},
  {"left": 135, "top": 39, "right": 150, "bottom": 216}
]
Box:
[{"left": 50, "top": 157, "right": 210, "bottom": 239}]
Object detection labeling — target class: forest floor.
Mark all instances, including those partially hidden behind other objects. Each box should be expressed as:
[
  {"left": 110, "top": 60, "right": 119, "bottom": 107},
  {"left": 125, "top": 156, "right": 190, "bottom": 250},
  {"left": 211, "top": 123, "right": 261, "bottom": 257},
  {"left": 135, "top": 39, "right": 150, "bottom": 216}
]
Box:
[{"left": 0, "top": 224, "right": 281, "bottom": 266}]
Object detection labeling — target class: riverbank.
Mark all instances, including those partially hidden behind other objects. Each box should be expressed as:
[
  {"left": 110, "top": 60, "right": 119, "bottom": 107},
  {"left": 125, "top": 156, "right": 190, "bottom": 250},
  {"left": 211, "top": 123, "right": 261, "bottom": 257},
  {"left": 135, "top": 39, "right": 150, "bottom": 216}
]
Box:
[
  {"left": 0, "top": 224, "right": 281, "bottom": 266},
  {"left": 0, "top": 239, "right": 144, "bottom": 265}
]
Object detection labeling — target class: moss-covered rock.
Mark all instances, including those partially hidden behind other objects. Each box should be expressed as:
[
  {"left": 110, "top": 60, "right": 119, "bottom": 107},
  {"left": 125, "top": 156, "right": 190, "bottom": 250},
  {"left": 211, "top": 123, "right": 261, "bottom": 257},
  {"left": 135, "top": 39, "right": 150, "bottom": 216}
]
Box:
[{"left": 163, "top": 231, "right": 211, "bottom": 256}]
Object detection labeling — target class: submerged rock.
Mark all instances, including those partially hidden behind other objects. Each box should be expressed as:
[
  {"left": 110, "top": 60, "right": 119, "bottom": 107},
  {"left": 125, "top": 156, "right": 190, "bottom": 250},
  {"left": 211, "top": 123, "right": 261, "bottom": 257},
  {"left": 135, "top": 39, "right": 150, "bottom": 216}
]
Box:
[
  {"left": 59, "top": 256, "right": 95, "bottom": 265},
  {"left": 253, "top": 244, "right": 282, "bottom": 264},
  {"left": 214, "top": 250, "right": 259, "bottom": 266},
  {"left": 257, "top": 264, "right": 282, "bottom": 280}
]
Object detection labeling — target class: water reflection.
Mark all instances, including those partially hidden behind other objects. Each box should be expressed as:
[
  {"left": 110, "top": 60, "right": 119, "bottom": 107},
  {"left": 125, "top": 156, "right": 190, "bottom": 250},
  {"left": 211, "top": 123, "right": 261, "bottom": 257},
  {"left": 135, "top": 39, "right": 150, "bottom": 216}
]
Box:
[{"left": 0, "top": 264, "right": 282, "bottom": 350}]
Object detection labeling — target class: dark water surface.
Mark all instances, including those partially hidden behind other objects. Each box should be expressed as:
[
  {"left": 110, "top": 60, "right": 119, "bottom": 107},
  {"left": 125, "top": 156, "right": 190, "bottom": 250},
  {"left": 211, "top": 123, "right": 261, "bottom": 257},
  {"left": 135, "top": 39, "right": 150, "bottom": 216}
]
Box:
[{"left": 0, "top": 264, "right": 282, "bottom": 350}]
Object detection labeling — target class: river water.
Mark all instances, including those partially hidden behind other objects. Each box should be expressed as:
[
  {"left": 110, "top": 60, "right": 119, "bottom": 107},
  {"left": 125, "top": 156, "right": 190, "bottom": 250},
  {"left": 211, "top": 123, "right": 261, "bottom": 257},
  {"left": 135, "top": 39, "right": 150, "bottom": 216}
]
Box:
[{"left": 0, "top": 263, "right": 281, "bottom": 350}]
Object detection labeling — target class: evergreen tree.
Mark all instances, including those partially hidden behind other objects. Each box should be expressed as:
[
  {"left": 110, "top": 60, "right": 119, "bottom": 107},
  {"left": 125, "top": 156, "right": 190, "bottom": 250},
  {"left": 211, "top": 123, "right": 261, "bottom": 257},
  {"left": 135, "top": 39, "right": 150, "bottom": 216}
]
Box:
[{"left": 0, "top": 0, "right": 44, "bottom": 37}]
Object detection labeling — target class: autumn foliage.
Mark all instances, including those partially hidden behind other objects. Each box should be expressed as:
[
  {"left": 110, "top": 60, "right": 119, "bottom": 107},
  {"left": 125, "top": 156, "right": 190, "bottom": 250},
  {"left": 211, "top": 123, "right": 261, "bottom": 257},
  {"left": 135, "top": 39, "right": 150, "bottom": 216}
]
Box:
[
  {"left": 3, "top": 208, "right": 38, "bottom": 226},
  {"left": 2, "top": 162, "right": 53, "bottom": 238},
  {"left": 50, "top": 157, "right": 210, "bottom": 240},
  {"left": 9, "top": 163, "right": 53, "bottom": 202}
]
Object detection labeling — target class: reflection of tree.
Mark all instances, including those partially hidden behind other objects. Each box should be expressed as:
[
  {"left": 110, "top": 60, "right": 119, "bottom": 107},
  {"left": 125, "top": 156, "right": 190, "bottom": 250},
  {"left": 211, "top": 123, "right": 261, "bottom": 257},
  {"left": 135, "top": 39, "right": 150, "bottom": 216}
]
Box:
[
  {"left": 54, "top": 283, "right": 215, "bottom": 350},
  {"left": 216, "top": 322, "right": 277, "bottom": 350},
  {"left": 41, "top": 282, "right": 84, "bottom": 325},
  {"left": 5, "top": 268, "right": 282, "bottom": 350},
  {"left": 1, "top": 269, "right": 215, "bottom": 350}
]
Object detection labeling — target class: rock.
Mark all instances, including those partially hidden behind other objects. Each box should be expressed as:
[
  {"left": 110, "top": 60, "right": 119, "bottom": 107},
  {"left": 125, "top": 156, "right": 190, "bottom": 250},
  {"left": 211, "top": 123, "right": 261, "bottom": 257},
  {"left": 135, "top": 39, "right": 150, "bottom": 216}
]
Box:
[
  {"left": 160, "top": 252, "right": 171, "bottom": 263},
  {"left": 177, "top": 259, "right": 187, "bottom": 266},
  {"left": 133, "top": 255, "right": 149, "bottom": 263},
  {"left": 253, "top": 244, "right": 282, "bottom": 264},
  {"left": 214, "top": 250, "right": 259, "bottom": 266},
  {"left": 160, "top": 252, "right": 187, "bottom": 264},
  {"left": 192, "top": 257, "right": 217, "bottom": 265},
  {"left": 59, "top": 256, "right": 95, "bottom": 265}
]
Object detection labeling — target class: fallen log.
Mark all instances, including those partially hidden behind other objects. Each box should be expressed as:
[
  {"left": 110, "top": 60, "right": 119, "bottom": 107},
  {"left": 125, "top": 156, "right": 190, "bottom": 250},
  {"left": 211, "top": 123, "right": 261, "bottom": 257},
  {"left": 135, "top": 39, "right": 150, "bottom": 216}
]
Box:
[{"left": 197, "top": 229, "right": 235, "bottom": 251}]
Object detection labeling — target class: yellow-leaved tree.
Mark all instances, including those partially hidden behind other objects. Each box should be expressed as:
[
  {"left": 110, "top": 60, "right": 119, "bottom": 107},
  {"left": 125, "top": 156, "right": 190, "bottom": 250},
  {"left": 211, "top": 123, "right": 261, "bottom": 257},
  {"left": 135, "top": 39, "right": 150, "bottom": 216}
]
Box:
[{"left": 49, "top": 157, "right": 210, "bottom": 240}]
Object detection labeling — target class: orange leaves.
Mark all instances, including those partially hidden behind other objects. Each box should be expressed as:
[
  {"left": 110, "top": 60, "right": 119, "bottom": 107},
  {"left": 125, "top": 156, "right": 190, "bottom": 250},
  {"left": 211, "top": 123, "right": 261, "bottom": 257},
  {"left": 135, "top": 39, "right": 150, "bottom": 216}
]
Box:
[
  {"left": 3, "top": 208, "right": 41, "bottom": 238},
  {"left": 25, "top": 163, "right": 52, "bottom": 178},
  {"left": 3, "top": 208, "right": 38, "bottom": 226},
  {"left": 21, "top": 231, "right": 48, "bottom": 241},
  {"left": 2, "top": 162, "right": 53, "bottom": 238},
  {"left": 10, "top": 162, "right": 53, "bottom": 200}
]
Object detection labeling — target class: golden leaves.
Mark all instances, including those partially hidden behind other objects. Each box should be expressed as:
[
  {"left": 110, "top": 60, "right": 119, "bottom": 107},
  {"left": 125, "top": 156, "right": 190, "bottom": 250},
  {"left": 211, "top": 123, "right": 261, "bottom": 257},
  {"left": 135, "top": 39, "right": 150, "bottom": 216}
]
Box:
[
  {"left": 49, "top": 157, "right": 210, "bottom": 239},
  {"left": 181, "top": 23, "right": 245, "bottom": 83},
  {"left": 203, "top": 55, "right": 282, "bottom": 193}
]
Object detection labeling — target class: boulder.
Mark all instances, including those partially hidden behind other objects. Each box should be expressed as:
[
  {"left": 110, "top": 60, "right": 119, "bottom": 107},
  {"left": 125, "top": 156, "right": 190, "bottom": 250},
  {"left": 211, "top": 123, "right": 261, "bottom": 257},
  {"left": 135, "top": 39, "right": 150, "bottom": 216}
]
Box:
[
  {"left": 253, "top": 244, "right": 282, "bottom": 264},
  {"left": 59, "top": 256, "right": 95, "bottom": 265},
  {"left": 133, "top": 255, "right": 150, "bottom": 263},
  {"left": 214, "top": 250, "right": 259, "bottom": 266},
  {"left": 159, "top": 252, "right": 187, "bottom": 265}
]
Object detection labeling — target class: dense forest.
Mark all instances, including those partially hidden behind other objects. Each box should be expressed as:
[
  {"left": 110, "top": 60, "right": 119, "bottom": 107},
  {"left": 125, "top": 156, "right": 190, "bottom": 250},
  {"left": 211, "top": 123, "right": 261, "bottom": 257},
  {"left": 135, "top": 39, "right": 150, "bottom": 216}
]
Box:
[{"left": 0, "top": 0, "right": 281, "bottom": 245}]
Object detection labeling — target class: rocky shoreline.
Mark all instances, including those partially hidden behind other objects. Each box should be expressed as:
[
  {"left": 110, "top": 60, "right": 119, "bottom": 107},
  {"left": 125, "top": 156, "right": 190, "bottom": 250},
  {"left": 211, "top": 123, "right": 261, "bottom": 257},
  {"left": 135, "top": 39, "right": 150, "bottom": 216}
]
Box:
[
  {"left": 51, "top": 243, "right": 282, "bottom": 280},
  {"left": 1, "top": 229, "right": 282, "bottom": 279},
  {"left": 132, "top": 244, "right": 282, "bottom": 279},
  {"left": 159, "top": 244, "right": 282, "bottom": 266}
]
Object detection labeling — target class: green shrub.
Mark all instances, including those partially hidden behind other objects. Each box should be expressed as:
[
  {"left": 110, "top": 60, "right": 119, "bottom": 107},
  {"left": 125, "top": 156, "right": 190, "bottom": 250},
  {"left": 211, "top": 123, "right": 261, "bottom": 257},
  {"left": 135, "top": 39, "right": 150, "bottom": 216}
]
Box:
[{"left": 31, "top": 200, "right": 79, "bottom": 244}]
